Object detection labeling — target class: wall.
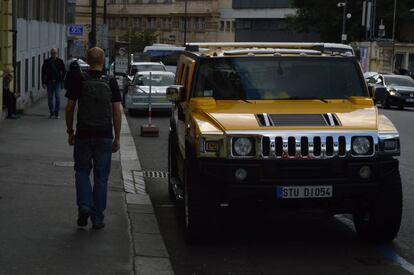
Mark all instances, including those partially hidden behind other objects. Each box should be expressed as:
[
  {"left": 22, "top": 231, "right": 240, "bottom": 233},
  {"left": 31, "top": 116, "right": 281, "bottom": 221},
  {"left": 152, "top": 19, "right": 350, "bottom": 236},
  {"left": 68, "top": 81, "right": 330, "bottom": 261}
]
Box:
[
  {"left": 0, "top": 0, "right": 13, "bottom": 118},
  {"left": 15, "top": 19, "right": 67, "bottom": 109}
]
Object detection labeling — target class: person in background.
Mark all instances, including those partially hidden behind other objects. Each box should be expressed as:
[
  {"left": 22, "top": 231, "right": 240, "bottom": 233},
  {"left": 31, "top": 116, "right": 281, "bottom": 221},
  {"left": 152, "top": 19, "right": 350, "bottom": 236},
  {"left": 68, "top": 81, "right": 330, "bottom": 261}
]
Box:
[
  {"left": 2, "top": 66, "right": 19, "bottom": 119},
  {"left": 42, "top": 48, "right": 65, "bottom": 119}
]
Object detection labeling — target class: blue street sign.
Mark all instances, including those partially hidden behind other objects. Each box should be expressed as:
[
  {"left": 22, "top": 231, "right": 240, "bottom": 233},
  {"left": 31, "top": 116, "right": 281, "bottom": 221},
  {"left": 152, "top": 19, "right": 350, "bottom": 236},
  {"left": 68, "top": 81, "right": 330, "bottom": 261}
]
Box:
[{"left": 68, "top": 25, "right": 83, "bottom": 36}]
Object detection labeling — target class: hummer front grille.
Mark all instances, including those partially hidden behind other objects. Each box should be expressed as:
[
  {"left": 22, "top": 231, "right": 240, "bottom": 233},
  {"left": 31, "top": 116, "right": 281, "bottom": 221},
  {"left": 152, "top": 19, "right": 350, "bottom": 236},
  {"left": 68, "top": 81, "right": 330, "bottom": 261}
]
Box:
[
  {"left": 226, "top": 131, "right": 378, "bottom": 159},
  {"left": 262, "top": 135, "right": 347, "bottom": 159}
]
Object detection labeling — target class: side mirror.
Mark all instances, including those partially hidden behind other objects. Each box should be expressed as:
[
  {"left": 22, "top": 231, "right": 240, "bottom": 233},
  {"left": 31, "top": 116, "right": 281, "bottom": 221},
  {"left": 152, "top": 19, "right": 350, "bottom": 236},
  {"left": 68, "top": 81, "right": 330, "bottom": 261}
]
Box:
[
  {"left": 127, "top": 75, "right": 133, "bottom": 82},
  {"left": 166, "top": 85, "right": 185, "bottom": 102}
]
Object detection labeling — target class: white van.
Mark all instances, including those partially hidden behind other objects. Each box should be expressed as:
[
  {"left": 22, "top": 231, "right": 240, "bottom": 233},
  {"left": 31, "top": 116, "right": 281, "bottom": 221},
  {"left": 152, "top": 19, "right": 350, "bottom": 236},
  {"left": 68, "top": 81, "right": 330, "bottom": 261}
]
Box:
[{"left": 143, "top": 44, "right": 186, "bottom": 73}]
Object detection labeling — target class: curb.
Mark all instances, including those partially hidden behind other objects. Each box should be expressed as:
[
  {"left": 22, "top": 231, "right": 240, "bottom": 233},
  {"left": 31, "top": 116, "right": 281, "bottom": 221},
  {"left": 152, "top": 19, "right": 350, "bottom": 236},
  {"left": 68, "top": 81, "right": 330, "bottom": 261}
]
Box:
[{"left": 119, "top": 108, "right": 174, "bottom": 275}]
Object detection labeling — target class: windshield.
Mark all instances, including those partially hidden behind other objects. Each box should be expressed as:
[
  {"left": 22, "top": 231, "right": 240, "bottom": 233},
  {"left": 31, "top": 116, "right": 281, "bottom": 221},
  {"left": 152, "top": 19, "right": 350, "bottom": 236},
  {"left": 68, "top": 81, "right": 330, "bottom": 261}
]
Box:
[
  {"left": 193, "top": 57, "right": 366, "bottom": 100},
  {"left": 130, "top": 64, "right": 166, "bottom": 76},
  {"left": 384, "top": 76, "right": 414, "bottom": 87},
  {"left": 133, "top": 74, "right": 174, "bottom": 87}
]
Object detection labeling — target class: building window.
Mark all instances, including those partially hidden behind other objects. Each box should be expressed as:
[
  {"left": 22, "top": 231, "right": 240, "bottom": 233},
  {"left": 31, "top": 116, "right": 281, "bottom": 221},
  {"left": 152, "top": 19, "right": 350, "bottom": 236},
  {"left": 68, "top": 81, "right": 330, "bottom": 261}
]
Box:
[
  {"left": 32, "top": 56, "right": 35, "bottom": 88},
  {"left": 38, "top": 55, "right": 41, "bottom": 90},
  {"left": 226, "top": 21, "right": 231, "bottom": 32},
  {"left": 16, "top": 62, "right": 21, "bottom": 96},
  {"left": 25, "top": 59, "right": 29, "bottom": 93},
  {"left": 220, "top": 21, "right": 224, "bottom": 31}
]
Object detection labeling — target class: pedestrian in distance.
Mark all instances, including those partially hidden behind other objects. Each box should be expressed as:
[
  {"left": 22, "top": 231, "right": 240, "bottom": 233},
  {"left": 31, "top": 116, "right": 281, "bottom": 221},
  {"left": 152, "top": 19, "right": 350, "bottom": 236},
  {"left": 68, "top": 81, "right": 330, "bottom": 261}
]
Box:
[
  {"left": 2, "top": 66, "right": 19, "bottom": 119},
  {"left": 42, "top": 48, "right": 65, "bottom": 119},
  {"left": 65, "top": 47, "right": 122, "bottom": 230}
]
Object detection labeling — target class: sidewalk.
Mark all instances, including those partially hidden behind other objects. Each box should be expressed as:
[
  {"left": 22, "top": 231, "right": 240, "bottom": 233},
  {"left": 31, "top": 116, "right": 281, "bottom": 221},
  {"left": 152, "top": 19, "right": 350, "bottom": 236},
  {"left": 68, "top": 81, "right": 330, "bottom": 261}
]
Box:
[{"left": 0, "top": 95, "right": 172, "bottom": 275}]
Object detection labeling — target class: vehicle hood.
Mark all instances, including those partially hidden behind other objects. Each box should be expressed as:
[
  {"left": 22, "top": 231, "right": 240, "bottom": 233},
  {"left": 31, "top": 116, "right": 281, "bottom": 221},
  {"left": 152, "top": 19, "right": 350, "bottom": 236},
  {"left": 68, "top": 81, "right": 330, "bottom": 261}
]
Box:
[{"left": 190, "top": 98, "right": 386, "bottom": 133}]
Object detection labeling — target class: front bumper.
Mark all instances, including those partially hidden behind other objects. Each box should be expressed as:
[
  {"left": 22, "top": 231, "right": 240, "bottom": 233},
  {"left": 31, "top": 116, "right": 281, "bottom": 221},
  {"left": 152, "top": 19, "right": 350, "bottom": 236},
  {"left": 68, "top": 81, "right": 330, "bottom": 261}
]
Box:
[
  {"left": 388, "top": 95, "right": 414, "bottom": 107},
  {"left": 125, "top": 94, "right": 173, "bottom": 110},
  {"left": 196, "top": 157, "right": 399, "bottom": 213}
]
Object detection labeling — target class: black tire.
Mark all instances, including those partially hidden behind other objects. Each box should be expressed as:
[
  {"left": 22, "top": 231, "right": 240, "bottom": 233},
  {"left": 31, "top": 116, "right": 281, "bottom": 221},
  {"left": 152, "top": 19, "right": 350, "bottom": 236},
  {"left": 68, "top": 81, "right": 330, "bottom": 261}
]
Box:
[
  {"left": 183, "top": 147, "right": 218, "bottom": 244},
  {"left": 353, "top": 169, "right": 402, "bottom": 243},
  {"left": 168, "top": 131, "right": 178, "bottom": 199}
]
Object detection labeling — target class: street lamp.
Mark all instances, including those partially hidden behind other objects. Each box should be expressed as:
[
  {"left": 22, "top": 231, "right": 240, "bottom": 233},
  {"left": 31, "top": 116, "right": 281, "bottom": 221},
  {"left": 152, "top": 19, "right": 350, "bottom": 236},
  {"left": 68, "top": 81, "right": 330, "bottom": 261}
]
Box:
[{"left": 337, "top": 1, "right": 352, "bottom": 43}]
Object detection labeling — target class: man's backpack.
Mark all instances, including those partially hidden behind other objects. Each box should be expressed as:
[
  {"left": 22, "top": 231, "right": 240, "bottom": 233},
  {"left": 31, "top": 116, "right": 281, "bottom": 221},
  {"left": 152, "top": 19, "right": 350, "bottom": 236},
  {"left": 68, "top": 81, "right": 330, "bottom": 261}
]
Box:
[{"left": 77, "top": 73, "right": 112, "bottom": 130}]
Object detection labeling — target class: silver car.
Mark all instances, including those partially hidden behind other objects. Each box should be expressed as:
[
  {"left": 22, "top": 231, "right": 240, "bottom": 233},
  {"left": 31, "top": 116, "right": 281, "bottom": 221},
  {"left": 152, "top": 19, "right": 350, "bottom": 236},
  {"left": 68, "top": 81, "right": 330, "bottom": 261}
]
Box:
[{"left": 125, "top": 71, "right": 175, "bottom": 113}]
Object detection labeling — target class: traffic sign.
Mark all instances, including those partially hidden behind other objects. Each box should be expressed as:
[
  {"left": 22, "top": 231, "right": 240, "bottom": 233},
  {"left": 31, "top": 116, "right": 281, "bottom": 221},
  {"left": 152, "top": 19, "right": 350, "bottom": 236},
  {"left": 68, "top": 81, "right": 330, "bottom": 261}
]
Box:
[{"left": 68, "top": 25, "right": 83, "bottom": 36}]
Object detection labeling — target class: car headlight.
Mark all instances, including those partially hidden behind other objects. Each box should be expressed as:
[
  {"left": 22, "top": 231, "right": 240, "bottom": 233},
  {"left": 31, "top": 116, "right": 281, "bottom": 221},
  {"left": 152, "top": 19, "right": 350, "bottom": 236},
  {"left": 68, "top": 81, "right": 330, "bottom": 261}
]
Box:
[
  {"left": 233, "top": 137, "right": 255, "bottom": 156},
  {"left": 388, "top": 88, "right": 400, "bottom": 96},
  {"left": 352, "top": 136, "right": 372, "bottom": 155}
]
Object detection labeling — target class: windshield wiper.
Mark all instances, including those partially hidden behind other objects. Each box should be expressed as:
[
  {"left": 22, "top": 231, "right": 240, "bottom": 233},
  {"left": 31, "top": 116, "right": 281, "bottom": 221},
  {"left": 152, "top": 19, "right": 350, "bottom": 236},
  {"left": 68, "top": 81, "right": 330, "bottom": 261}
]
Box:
[{"left": 278, "top": 96, "right": 329, "bottom": 103}]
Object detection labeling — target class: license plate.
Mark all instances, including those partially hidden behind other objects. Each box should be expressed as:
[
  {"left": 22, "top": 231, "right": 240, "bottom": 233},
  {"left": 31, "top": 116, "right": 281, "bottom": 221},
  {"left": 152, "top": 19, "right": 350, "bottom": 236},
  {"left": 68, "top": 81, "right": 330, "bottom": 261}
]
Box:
[
  {"left": 276, "top": 186, "right": 333, "bottom": 199},
  {"left": 406, "top": 98, "right": 414, "bottom": 102}
]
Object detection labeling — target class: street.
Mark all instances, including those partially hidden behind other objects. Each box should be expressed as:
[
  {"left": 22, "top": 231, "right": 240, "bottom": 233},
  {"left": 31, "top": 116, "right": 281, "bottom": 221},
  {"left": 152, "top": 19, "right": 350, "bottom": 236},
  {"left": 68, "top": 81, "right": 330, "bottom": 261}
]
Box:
[{"left": 127, "top": 107, "right": 414, "bottom": 275}]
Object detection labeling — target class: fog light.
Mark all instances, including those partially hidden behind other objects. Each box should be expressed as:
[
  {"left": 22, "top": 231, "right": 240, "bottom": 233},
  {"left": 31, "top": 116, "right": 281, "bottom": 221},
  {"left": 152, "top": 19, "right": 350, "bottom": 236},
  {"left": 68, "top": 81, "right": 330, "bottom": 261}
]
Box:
[
  {"left": 384, "top": 139, "right": 397, "bottom": 150},
  {"left": 359, "top": 166, "right": 371, "bottom": 179},
  {"left": 235, "top": 168, "right": 247, "bottom": 181}
]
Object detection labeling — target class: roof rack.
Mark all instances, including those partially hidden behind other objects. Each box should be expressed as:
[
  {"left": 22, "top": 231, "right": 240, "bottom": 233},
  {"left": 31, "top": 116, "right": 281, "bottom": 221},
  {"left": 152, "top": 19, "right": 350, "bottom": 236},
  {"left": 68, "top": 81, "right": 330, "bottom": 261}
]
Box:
[{"left": 223, "top": 48, "right": 322, "bottom": 56}]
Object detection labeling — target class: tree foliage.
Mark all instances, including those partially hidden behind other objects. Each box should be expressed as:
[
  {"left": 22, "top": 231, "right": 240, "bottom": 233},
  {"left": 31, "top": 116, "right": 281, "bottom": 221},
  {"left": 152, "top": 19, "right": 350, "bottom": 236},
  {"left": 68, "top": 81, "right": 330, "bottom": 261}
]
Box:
[
  {"left": 288, "top": 0, "right": 413, "bottom": 42},
  {"left": 122, "top": 29, "right": 159, "bottom": 53}
]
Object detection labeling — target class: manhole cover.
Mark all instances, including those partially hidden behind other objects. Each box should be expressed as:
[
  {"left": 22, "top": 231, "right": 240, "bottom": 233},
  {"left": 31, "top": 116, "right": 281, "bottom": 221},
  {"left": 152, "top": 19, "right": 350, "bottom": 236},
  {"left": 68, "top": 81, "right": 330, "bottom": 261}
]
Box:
[
  {"left": 53, "top": 161, "right": 74, "bottom": 167},
  {"left": 143, "top": 171, "right": 168, "bottom": 178}
]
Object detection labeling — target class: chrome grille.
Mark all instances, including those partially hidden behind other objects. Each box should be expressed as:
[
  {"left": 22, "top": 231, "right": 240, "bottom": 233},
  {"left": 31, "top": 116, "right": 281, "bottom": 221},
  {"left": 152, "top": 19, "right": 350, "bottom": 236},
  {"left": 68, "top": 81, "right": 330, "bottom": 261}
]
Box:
[{"left": 266, "top": 135, "right": 347, "bottom": 158}]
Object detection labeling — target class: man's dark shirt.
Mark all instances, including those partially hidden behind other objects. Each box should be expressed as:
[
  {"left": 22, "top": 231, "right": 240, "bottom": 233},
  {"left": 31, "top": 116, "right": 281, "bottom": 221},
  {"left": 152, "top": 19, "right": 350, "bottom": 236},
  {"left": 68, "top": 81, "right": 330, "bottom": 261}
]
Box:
[
  {"left": 41, "top": 57, "right": 66, "bottom": 85},
  {"left": 65, "top": 70, "right": 122, "bottom": 139}
]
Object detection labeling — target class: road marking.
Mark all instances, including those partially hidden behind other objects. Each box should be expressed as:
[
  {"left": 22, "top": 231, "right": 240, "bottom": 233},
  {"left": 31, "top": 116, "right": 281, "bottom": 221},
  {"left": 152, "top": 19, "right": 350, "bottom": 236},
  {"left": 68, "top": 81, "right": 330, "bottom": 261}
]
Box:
[
  {"left": 53, "top": 161, "right": 74, "bottom": 167},
  {"left": 335, "top": 215, "right": 414, "bottom": 274},
  {"left": 378, "top": 245, "right": 414, "bottom": 274}
]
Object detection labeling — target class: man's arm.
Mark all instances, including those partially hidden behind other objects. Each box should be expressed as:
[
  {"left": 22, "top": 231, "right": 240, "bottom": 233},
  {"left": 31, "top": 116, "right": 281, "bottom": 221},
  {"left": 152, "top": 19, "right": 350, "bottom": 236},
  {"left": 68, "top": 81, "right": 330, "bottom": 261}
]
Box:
[
  {"left": 65, "top": 99, "right": 76, "bottom": 145},
  {"left": 112, "top": 102, "right": 122, "bottom": 153}
]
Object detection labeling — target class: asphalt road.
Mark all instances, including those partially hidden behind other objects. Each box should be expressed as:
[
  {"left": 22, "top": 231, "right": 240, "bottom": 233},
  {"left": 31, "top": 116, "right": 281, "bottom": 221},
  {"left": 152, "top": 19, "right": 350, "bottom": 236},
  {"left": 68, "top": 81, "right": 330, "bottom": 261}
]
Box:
[{"left": 127, "top": 107, "right": 414, "bottom": 275}]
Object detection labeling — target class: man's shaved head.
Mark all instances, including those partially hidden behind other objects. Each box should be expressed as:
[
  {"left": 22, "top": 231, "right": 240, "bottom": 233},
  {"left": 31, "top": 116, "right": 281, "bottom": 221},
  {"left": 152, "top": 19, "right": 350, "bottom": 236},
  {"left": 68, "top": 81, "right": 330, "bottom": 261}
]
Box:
[{"left": 86, "top": 47, "right": 105, "bottom": 67}]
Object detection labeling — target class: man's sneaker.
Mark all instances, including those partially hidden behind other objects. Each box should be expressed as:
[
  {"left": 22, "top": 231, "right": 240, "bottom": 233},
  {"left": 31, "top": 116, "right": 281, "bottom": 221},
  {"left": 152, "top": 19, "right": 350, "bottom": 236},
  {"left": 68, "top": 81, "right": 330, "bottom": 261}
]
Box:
[
  {"left": 77, "top": 208, "right": 91, "bottom": 227},
  {"left": 54, "top": 115, "right": 60, "bottom": 119},
  {"left": 92, "top": 223, "right": 105, "bottom": 230},
  {"left": 49, "top": 114, "right": 54, "bottom": 119}
]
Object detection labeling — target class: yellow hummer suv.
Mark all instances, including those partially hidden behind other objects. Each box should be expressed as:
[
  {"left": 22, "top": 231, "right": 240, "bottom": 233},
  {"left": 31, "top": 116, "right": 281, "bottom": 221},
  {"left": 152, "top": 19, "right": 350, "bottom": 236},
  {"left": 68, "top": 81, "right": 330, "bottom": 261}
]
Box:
[{"left": 166, "top": 43, "right": 402, "bottom": 243}]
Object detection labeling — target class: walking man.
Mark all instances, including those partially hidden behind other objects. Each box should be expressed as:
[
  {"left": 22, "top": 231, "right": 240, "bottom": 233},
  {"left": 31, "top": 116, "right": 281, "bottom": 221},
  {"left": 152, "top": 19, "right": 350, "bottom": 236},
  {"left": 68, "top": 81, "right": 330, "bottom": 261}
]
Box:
[
  {"left": 65, "top": 47, "right": 122, "bottom": 229},
  {"left": 42, "top": 48, "right": 65, "bottom": 118}
]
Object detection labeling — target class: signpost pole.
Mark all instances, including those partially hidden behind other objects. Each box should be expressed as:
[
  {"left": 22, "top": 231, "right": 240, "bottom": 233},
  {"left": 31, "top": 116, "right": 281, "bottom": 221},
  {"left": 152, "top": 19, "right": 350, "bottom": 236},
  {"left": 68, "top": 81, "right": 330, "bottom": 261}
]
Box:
[{"left": 140, "top": 72, "right": 159, "bottom": 137}]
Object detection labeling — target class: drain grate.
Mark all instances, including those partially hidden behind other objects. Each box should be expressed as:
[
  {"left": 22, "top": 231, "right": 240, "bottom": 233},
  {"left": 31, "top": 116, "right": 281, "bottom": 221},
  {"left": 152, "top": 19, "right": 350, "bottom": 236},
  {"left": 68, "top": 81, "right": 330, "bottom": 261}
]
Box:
[{"left": 143, "top": 171, "right": 168, "bottom": 178}]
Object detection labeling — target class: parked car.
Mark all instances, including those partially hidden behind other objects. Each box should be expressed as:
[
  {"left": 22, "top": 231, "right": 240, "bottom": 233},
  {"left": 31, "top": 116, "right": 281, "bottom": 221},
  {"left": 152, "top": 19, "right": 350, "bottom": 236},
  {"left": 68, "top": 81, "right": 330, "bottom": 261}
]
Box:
[
  {"left": 366, "top": 73, "right": 414, "bottom": 109},
  {"left": 125, "top": 71, "right": 175, "bottom": 114},
  {"left": 167, "top": 42, "right": 401, "bottom": 243},
  {"left": 122, "top": 62, "right": 167, "bottom": 106},
  {"left": 128, "top": 62, "right": 166, "bottom": 78}
]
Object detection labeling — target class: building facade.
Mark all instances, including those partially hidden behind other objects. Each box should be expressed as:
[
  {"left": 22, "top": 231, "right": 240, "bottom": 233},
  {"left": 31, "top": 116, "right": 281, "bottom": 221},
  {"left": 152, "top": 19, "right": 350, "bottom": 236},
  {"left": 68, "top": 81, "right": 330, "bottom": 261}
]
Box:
[
  {"left": 0, "top": 0, "right": 13, "bottom": 117},
  {"left": 14, "top": 0, "right": 67, "bottom": 110},
  {"left": 230, "top": 0, "right": 319, "bottom": 42},
  {"left": 107, "top": 0, "right": 235, "bottom": 48}
]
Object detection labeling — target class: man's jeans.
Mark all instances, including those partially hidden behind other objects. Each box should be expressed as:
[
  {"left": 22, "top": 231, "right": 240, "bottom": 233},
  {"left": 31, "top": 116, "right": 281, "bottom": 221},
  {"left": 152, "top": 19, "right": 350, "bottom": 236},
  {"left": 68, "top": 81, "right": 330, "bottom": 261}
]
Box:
[
  {"left": 74, "top": 138, "right": 113, "bottom": 224},
  {"left": 47, "top": 82, "right": 61, "bottom": 116}
]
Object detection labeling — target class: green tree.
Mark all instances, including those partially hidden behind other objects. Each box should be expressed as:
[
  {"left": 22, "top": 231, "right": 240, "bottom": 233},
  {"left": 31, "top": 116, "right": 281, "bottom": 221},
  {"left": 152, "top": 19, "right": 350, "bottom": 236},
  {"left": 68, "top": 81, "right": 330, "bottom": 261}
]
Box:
[
  {"left": 288, "top": 0, "right": 413, "bottom": 42},
  {"left": 122, "top": 29, "right": 159, "bottom": 53}
]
